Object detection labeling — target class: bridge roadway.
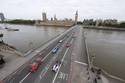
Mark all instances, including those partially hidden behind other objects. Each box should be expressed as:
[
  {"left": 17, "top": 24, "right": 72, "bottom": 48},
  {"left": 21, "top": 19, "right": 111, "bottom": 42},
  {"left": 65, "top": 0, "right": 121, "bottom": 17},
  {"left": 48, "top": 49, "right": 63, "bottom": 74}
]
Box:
[{"left": 2, "top": 26, "right": 81, "bottom": 83}]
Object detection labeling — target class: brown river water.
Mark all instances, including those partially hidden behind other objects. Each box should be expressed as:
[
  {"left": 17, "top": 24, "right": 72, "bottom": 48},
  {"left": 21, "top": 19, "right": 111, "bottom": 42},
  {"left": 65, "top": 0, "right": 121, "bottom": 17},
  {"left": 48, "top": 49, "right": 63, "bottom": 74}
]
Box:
[
  {"left": 0, "top": 24, "right": 67, "bottom": 53},
  {"left": 84, "top": 28, "right": 125, "bottom": 80}
]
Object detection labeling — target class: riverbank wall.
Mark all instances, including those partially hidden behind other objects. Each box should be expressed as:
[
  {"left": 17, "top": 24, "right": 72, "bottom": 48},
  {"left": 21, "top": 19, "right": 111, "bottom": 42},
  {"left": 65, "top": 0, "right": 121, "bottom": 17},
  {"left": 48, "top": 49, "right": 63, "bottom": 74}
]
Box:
[
  {"left": 35, "top": 21, "right": 74, "bottom": 27},
  {"left": 83, "top": 26, "right": 125, "bottom": 31}
]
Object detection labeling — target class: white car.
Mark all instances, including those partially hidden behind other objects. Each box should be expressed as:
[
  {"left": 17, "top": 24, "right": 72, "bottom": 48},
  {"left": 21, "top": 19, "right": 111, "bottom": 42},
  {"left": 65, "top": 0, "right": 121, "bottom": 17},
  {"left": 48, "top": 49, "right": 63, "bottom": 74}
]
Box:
[
  {"left": 52, "top": 64, "right": 60, "bottom": 72},
  {"left": 59, "top": 40, "right": 63, "bottom": 43}
]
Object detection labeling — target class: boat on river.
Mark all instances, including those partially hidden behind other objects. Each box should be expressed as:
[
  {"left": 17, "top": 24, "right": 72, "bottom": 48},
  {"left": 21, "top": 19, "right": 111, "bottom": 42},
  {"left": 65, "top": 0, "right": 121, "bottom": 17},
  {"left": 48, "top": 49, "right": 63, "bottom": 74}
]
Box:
[
  {"left": 5, "top": 27, "right": 19, "bottom": 31},
  {"left": 0, "top": 33, "right": 3, "bottom": 37}
]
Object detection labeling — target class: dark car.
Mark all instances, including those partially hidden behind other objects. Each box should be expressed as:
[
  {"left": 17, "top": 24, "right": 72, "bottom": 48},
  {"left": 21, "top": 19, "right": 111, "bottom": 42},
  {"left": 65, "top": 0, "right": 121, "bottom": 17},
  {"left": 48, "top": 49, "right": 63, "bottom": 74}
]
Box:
[{"left": 66, "top": 43, "right": 71, "bottom": 47}]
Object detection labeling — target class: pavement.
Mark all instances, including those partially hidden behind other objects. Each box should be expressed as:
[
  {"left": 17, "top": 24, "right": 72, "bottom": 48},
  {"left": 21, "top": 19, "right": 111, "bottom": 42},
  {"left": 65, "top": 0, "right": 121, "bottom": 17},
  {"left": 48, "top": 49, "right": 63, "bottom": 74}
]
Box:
[{"left": 70, "top": 25, "right": 89, "bottom": 83}]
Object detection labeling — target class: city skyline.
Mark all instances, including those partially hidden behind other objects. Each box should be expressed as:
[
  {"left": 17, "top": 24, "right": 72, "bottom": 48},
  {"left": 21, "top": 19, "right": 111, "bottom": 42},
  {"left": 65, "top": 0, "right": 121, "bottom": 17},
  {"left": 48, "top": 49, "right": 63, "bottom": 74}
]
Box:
[{"left": 0, "top": 0, "right": 125, "bottom": 21}]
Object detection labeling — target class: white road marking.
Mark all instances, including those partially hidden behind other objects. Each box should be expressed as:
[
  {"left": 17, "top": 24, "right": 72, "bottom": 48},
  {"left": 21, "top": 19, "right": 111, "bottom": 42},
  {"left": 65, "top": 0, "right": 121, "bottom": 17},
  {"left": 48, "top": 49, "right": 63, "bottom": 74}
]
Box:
[
  {"left": 19, "top": 35, "right": 73, "bottom": 83},
  {"left": 41, "top": 43, "right": 61, "bottom": 62},
  {"left": 35, "top": 43, "right": 66, "bottom": 83},
  {"left": 41, "top": 49, "right": 52, "bottom": 61},
  {"left": 65, "top": 74, "right": 68, "bottom": 80},
  {"left": 19, "top": 72, "right": 31, "bottom": 83},
  {"left": 10, "top": 77, "right": 15, "bottom": 83},
  {"left": 74, "top": 61, "right": 88, "bottom": 66},
  {"left": 35, "top": 50, "right": 41, "bottom": 53},
  {"left": 19, "top": 44, "right": 59, "bottom": 83},
  {"left": 39, "top": 68, "right": 48, "bottom": 79},
  {"left": 58, "top": 72, "right": 64, "bottom": 79},
  {"left": 58, "top": 72, "right": 68, "bottom": 80},
  {"left": 52, "top": 47, "right": 70, "bottom": 83},
  {"left": 39, "top": 49, "right": 60, "bottom": 79},
  {"left": 39, "top": 38, "right": 71, "bottom": 80},
  {"left": 52, "top": 38, "right": 74, "bottom": 83}
]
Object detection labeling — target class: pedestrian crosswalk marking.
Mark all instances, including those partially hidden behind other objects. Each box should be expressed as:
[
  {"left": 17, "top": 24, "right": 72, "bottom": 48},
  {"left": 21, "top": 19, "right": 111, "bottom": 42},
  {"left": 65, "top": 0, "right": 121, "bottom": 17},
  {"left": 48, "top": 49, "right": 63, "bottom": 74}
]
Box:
[{"left": 58, "top": 72, "right": 68, "bottom": 80}]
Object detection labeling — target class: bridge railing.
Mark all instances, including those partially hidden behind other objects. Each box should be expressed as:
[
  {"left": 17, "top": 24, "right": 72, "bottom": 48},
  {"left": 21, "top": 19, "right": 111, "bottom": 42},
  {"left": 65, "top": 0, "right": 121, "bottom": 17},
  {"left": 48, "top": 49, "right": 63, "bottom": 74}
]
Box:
[{"left": 83, "top": 30, "right": 98, "bottom": 83}]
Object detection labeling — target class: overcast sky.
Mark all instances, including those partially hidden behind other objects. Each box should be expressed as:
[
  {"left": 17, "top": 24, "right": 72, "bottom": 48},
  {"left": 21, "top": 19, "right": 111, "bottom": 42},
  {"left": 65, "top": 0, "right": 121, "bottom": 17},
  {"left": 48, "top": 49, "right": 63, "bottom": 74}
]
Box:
[{"left": 0, "top": 0, "right": 125, "bottom": 21}]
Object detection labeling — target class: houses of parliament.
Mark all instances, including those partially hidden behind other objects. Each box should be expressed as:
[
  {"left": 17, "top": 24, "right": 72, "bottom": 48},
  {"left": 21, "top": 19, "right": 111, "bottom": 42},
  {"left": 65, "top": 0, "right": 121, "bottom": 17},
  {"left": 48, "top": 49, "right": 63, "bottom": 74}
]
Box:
[{"left": 35, "top": 11, "right": 78, "bottom": 27}]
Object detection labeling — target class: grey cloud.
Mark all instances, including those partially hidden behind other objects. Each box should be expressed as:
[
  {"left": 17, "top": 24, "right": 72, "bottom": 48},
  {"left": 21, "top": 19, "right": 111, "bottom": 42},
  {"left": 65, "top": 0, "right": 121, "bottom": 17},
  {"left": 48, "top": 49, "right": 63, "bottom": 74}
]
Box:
[{"left": 0, "top": 0, "right": 125, "bottom": 21}]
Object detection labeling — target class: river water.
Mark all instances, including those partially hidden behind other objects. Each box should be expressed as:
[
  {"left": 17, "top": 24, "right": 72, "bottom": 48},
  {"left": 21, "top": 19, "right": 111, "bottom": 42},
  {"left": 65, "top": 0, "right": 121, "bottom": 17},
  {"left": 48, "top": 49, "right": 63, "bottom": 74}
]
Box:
[
  {"left": 0, "top": 24, "right": 67, "bottom": 53},
  {"left": 84, "top": 28, "right": 125, "bottom": 80}
]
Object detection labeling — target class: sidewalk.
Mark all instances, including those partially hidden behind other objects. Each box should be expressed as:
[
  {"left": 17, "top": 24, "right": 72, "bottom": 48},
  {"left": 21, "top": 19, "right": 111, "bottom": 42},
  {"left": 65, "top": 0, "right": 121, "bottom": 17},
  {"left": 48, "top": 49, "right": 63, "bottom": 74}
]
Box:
[{"left": 70, "top": 26, "right": 89, "bottom": 83}]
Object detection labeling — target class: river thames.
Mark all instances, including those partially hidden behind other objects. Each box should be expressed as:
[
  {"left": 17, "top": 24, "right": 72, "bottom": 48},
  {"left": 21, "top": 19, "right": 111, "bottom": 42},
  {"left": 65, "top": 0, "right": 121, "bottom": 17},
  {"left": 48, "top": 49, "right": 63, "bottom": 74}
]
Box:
[
  {"left": 85, "top": 28, "right": 125, "bottom": 81},
  {"left": 0, "top": 24, "right": 67, "bottom": 53}
]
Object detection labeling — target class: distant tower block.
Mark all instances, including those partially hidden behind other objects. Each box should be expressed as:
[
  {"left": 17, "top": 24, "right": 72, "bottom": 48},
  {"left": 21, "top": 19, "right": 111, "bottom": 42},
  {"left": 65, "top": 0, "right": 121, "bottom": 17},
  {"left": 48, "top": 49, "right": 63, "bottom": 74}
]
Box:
[
  {"left": 75, "top": 10, "right": 78, "bottom": 24},
  {"left": 42, "top": 12, "right": 47, "bottom": 22},
  {"left": 0, "top": 13, "right": 5, "bottom": 22},
  {"left": 54, "top": 14, "right": 57, "bottom": 21},
  {"left": 96, "top": 21, "right": 99, "bottom": 27}
]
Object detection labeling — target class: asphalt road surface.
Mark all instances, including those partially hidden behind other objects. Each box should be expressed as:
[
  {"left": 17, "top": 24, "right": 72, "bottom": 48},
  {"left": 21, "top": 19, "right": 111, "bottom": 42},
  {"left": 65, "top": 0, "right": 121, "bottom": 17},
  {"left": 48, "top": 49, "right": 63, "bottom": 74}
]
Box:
[{"left": 3, "top": 27, "right": 77, "bottom": 83}]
